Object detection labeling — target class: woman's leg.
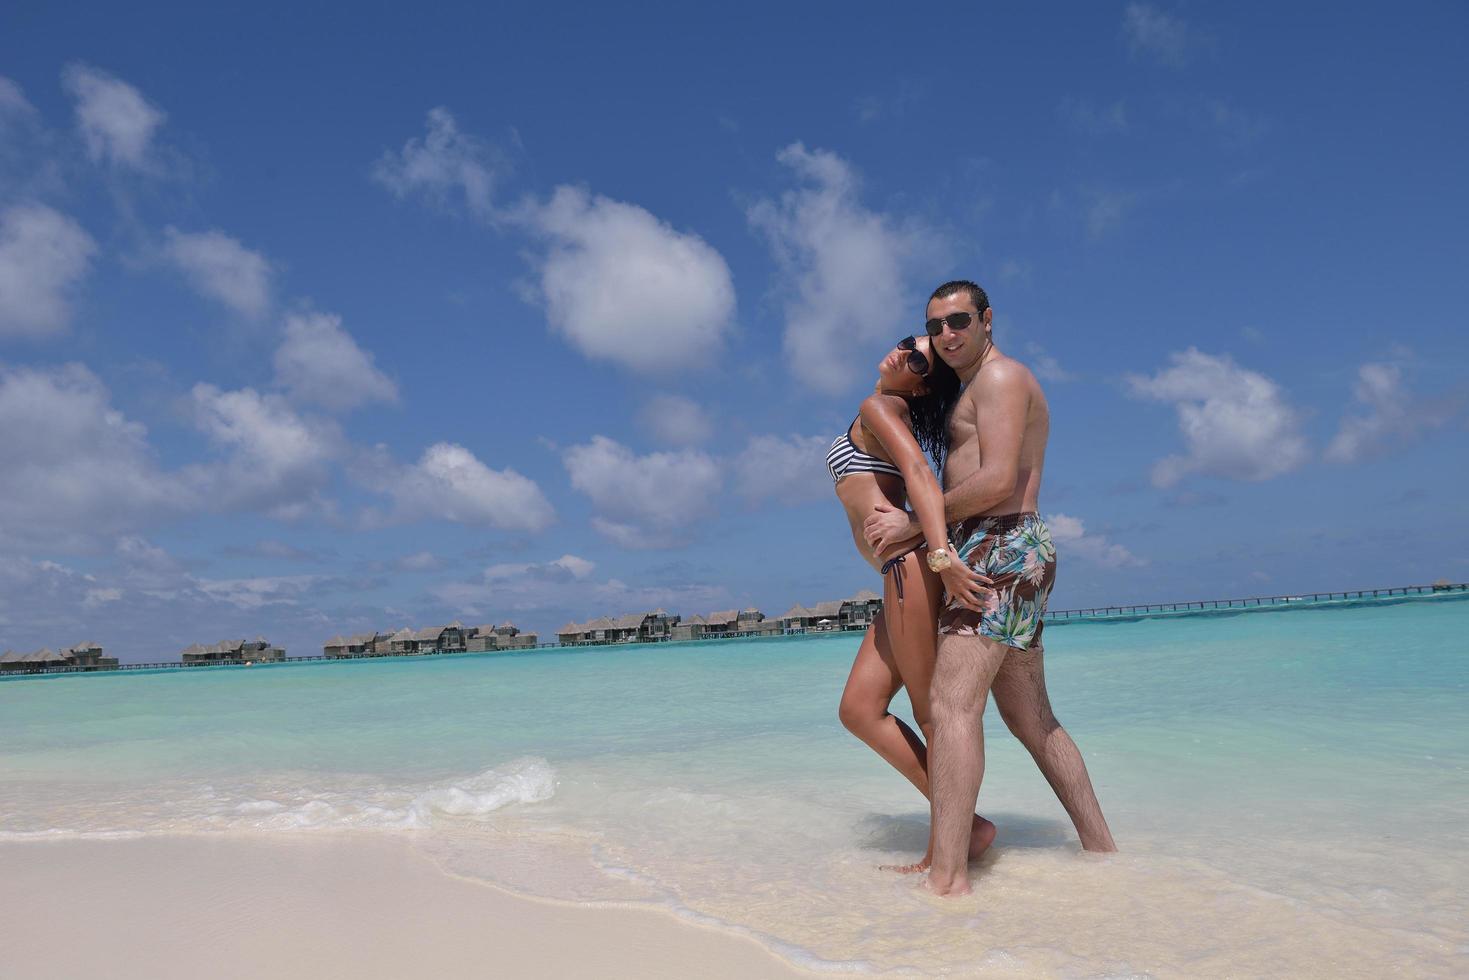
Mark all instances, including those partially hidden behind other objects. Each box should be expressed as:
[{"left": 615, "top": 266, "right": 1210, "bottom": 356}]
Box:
[
  {"left": 884, "top": 555, "right": 997, "bottom": 869},
  {"left": 838, "top": 611, "right": 930, "bottom": 793}
]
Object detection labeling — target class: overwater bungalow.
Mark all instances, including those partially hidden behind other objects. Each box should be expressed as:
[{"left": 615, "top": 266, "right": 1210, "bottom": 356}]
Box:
[
  {"left": 0, "top": 648, "right": 64, "bottom": 672},
  {"left": 1, "top": 642, "right": 119, "bottom": 672},
  {"left": 562, "top": 610, "right": 680, "bottom": 645},
  {"left": 466, "top": 622, "right": 537, "bottom": 651},
  {"left": 704, "top": 610, "right": 739, "bottom": 634},
  {"left": 382, "top": 627, "right": 416, "bottom": 654},
  {"left": 65, "top": 642, "right": 117, "bottom": 668},
  {"left": 408, "top": 622, "right": 468, "bottom": 654},
  {"left": 323, "top": 632, "right": 390, "bottom": 658},
  {"left": 181, "top": 637, "right": 284, "bottom": 665},
  {"left": 777, "top": 590, "right": 884, "bottom": 632},
  {"left": 583, "top": 616, "right": 617, "bottom": 642},
  {"left": 670, "top": 613, "right": 708, "bottom": 642},
  {"left": 322, "top": 622, "right": 534, "bottom": 657}
]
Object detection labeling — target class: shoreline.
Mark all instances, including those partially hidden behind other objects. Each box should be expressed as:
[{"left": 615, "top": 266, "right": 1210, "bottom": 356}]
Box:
[{"left": 0, "top": 832, "right": 832, "bottom": 980}]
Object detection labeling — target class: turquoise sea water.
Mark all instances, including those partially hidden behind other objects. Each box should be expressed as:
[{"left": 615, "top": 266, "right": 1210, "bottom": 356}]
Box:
[{"left": 4, "top": 595, "right": 1468, "bottom": 976}]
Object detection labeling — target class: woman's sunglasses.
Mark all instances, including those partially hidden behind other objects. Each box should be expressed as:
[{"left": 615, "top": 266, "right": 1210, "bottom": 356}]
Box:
[
  {"left": 924, "top": 309, "right": 984, "bottom": 337},
  {"left": 897, "top": 335, "right": 931, "bottom": 378}
]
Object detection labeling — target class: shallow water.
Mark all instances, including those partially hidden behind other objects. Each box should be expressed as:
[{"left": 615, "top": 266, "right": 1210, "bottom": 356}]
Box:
[{"left": 4, "top": 595, "right": 1468, "bottom": 976}]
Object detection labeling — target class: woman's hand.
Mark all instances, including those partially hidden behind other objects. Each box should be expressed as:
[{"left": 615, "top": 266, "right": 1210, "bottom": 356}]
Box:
[{"left": 939, "top": 559, "right": 992, "bottom": 612}]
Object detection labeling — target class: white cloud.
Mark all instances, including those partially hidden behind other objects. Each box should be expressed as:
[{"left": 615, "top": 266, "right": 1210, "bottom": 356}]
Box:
[
  {"left": 1059, "top": 97, "right": 1128, "bottom": 136},
  {"left": 1127, "top": 348, "right": 1310, "bottom": 487},
  {"left": 640, "top": 394, "right": 714, "bottom": 446},
  {"left": 432, "top": 553, "right": 597, "bottom": 613},
  {"left": 1325, "top": 362, "right": 1458, "bottom": 464},
  {"left": 563, "top": 435, "right": 721, "bottom": 547},
  {"left": 378, "top": 442, "right": 556, "bottom": 532},
  {"left": 194, "top": 574, "right": 325, "bottom": 610},
  {"left": 61, "top": 64, "right": 166, "bottom": 170},
  {"left": 162, "top": 227, "right": 272, "bottom": 317},
  {"left": 996, "top": 260, "right": 1031, "bottom": 286},
  {"left": 0, "top": 363, "right": 191, "bottom": 549},
  {"left": 748, "top": 143, "right": 925, "bottom": 395},
  {"left": 431, "top": 552, "right": 728, "bottom": 624},
  {"left": 0, "top": 203, "right": 97, "bottom": 338},
  {"left": 1122, "top": 4, "right": 1193, "bottom": 67},
  {"left": 273, "top": 310, "right": 399, "bottom": 412},
  {"left": 588, "top": 576, "right": 730, "bottom": 613},
  {"left": 1083, "top": 188, "right": 1136, "bottom": 238},
  {"left": 372, "top": 107, "right": 501, "bottom": 218},
  {"left": 0, "top": 80, "right": 64, "bottom": 200},
  {"left": 733, "top": 434, "right": 831, "bottom": 504},
  {"left": 523, "top": 185, "right": 736, "bottom": 373},
  {"left": 1204, "top": 99, "right": 1267, "bottom": 148},
  {"left": 483, "top": 554, "right": 596, "bottom": 583},
  {"left": 189, "top": 383, "right": 343, "bottom": 516},
  {"left": 83, "top": 587, "right": 123, "bottom": 608},
  {"left": 1025, "top": 343, "right": 1074, "bottom": 383},
  {"left": 852, "top": 81, "right": 926, "bottom": 125},
  {"left": 396, "top": 550, "right": 439, "bottom": 572},
  {"left": 0, "top": 537, "right": 365, "bottom": 663},
  {"left": 1047, "top": 513, "right": 1145, "bottom": 568},
  {"left": 0, "top": 76, "right": 35, "bottom": 118}
]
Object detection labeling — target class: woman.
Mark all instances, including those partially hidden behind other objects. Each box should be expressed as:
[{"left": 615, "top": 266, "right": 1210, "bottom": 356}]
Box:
[{"left": 831, "top": 334, "right": 996, "bottom": 871}]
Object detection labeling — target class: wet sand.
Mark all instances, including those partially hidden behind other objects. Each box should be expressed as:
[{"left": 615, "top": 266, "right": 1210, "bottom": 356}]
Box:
[{"left": 0, "top": 834, "right": 821, "bottom": 980}]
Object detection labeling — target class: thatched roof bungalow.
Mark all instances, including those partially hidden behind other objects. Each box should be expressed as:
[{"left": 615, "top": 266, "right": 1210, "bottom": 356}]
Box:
[
  {"left": 777, "top": 590, "right": 884, "bottom": 632},
  {"left": 323, "top": 632, "right": 388, "bottom": 658},
  {"left": 466, "top": 622, "right": 537, "bottom": 652},
  {"left": 182, "top": 637, "right": 284, "bottom": 665},
  {"left": 1, "top": 643, "right": 117, "bottom": 672},
  {"left": 670, "top": 613, "right": 708, "bottom": 642}
]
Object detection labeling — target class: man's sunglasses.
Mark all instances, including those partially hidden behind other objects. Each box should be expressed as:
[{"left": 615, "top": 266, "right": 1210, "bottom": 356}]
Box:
[
  {"left": 897, "top": 336, "right": 931, "bottom": 378},
  {"left": 924, "top": 309, "right": 986, "bottom": 337}
]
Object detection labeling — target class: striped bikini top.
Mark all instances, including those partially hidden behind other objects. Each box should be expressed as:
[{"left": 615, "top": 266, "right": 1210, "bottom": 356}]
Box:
[{"left": 827, "top": 417, "right": 903, "bottom": 484}]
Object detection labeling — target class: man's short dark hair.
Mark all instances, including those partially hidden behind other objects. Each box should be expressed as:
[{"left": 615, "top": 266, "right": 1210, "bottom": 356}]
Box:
[{"left": 930, "top": 280, "right": 989, "bottom": 314}]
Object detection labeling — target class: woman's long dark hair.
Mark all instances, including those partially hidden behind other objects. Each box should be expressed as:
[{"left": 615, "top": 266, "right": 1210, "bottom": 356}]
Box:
[{"left": 907, "top": 354, "right": 961, "bottom": 477}]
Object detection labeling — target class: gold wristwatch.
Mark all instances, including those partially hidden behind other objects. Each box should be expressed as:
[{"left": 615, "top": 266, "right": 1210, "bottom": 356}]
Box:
[{"left": 926, "top": 548, "right": 952, "bottom": 573}]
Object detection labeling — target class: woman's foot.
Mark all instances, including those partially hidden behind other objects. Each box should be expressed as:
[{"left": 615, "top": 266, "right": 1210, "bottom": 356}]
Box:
[{"left": 881, "top": 815, "right": 996, "bottom": 873}]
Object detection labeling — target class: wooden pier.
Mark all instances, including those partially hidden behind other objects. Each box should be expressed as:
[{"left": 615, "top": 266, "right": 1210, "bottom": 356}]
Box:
[{"left": 1046, "top": 582, "right": 1466, "bottom": 624}]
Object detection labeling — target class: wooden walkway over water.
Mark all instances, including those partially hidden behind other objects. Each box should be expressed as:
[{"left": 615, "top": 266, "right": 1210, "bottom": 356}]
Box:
[{"left": 1045, "top": 582, "right": 1466, "bottom": 624}]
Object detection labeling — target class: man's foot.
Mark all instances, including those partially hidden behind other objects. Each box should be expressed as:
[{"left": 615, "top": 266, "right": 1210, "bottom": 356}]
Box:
[
  {"left": 920, "top": 872, "right": 971, "bottom": 898},
  {"left": 880, "top": 815, "right": 996, "bottom": 874}
]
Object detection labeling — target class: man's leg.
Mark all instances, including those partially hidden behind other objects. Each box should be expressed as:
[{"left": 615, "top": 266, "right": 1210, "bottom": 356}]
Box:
[
  {"left": 991, "top": 644, "right": 1116, "bottom": 852},
  {"left": 882, "top": 558, "right": 997, "bottom": 871},
  {"left": 926, "top": 633, "right": 1008, "bottom": 896}
]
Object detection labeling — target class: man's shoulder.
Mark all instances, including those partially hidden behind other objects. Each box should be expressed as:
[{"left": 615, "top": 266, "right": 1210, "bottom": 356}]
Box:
[{"left": 973, "top": 354, "right": 1037, "bottom": 394}]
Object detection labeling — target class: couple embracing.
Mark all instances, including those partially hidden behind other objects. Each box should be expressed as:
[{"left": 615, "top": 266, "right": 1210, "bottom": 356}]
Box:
[{"left": 830, "top": 279, "right": 1116, "bottom": 897}]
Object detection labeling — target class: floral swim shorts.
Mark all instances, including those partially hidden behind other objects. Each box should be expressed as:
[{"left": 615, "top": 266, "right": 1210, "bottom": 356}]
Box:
[{"left": 937, "top": 512, "right": 1056, "bottom": 650}]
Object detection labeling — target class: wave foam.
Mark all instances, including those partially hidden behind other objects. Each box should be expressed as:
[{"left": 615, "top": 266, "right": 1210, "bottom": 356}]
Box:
[
  {"left": 228, "top": 757, "right": 557, "bottom": 831},
  {"left": 411, "top": 758, "right": 556, "bottom": 820}
]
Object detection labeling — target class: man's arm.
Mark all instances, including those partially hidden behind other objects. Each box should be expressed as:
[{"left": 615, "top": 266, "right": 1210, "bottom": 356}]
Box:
[
  {"left": 941, "top": 361, "right": 1028, "bottom": 522},
  {"left": 863, "top": 362, "right": 1031, "bottom": 553}
]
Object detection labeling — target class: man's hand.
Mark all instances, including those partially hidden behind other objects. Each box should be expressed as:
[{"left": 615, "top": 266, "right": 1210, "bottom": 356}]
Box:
[
  {"left": 939, "top": 561, "right": 992, "bottom": 612},
  {"left": 864, "top": 502, "right": 920, "bottom": 558}
]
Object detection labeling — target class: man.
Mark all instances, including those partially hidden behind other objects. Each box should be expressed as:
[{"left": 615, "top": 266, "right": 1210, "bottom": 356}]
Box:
[{"left": 864, "top": 280, "right": 1116, "bottom": 897}]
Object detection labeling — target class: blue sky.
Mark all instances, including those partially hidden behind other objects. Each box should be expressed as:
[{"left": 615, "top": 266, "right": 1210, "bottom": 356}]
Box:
[{"left": 2, "top": 1, "right": 1466, "bottom": 662}]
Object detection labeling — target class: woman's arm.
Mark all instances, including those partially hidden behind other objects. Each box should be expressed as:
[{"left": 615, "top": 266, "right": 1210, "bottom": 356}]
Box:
[
  {"left": 859, "top": 396, "right": 988, "bottom": 608},
  {"left": 859, "top": 395, "right": 948, "bottom": 554}
]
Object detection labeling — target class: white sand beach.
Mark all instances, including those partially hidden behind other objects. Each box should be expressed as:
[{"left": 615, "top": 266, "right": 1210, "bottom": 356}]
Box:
[{"left": 0, "top": 835, "right": 819, "bottom": 980}]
